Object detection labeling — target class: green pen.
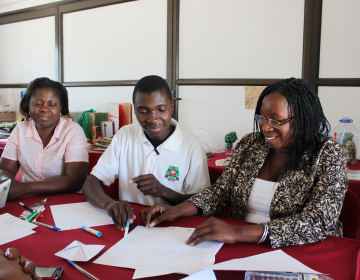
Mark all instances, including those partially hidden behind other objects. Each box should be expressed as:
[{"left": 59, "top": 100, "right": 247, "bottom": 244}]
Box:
[{"left": 26, "top": 210, "right": 39, "bottom": 222}]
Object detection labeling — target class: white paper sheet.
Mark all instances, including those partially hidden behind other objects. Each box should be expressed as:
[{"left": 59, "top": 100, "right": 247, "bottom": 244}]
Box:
[
  {"left": 50, "top": 202, "right": 113, "bottom": 230},
  {"left": 0, "top": 213, "right": 37, "bottom": 245},
  {"left": 133, "top": 227, "right": 223, "bottom": 279},
  {"left": 181, "top": 269, "right": 217, "bottom": 280},
  {"left": 55, "top": 240, "right": 105, "bottom": 261},
  {"left": 347, "top": 170, "right": 360, "bottom": 181},
  {"left": 206, "top": 250, "right": 321, "bottom": 274},
  {"left": 0, "top": 179, "right": 11, "bottom": 209},
  {"left": 95, "top": 226, "right": 188, "bottom": 270}
]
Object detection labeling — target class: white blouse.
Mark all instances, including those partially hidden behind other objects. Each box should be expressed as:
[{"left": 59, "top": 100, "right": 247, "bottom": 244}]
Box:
[{"left": 243, "top": 178, "right": 279, "bottom": 223}]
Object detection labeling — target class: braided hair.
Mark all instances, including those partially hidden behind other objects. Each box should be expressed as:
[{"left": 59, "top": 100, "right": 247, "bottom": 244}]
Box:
[{"left": 253, "top": 77, "right": 330, "bottom": 171}]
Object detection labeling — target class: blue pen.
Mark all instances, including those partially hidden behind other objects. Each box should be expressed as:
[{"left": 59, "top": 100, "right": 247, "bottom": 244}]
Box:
[
  {"left": 124, "top": 219, "right": 130, "bottom": 238},
  {"left": 31, "top": 220, "right": 61, "bottom": 231},
  {"left": 67, "top": 260, "right": 99, "bottom": 280}
]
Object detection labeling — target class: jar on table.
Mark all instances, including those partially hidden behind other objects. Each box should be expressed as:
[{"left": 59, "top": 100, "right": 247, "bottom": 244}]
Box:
[{"left": 332, "top": 117, "right": 359, "bottom": 165}]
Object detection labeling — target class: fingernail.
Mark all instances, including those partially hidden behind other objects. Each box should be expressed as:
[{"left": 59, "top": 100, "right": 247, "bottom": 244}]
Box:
[
  {"left": 24, "top": 267, "right": 30, "bottom": 273},
  {"left": 5, "top": 251, "right": 13, "bottom": 257},
  {"left": 150, "top": 222, "right": 154, "bottom": 227},
  {"left": 129, "top": 180, "right": 133, "bottom": 184},
  {"left": 130, "top": 219, "right": 133, "bottom": 223}
]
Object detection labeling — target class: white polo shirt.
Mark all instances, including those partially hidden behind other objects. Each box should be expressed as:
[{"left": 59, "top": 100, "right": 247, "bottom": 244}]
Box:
[{"left": 91, "top": 119, "right": 211, "bottom": 206}]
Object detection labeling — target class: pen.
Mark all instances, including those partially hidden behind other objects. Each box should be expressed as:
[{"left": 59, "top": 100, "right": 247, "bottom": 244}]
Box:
[
  {"left": 33, "top": 207, "right": 45, "bottom": 222},
  {"left": 67, "top": 260, "right": 100, "bottom": 280},
  {"left": 82, "top": 226, "right": 102, "bottom": 237},
  {"left": 31, "top": 220, "right": 61, "bottom": 231},
  {"left": 26, "top": 211, "right": 38, "bottom": 222},
  {"left": 19, "top": 202, "right": 34, "bottom": 213},
  {"left": 124, "top": 219, "right": 130, "bottom": 238}
]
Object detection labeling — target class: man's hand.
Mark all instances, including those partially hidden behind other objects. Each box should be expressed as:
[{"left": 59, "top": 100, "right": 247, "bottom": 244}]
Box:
[
  {"left": 6, "top": 180, "right": 25, "bottom": 202},
  {"left": 130, "top": 174, "right": 167, "bottom": 197},
  {"left": 185, "top": 217, "right": 240, "bottom": 246},
  {"left": 104, "top": 200, "right": 136, "bottom": 231},
  {"left": 140, "top": 203, "right": 179, "bottom": 227},
  {"left": 3, "top": 248, "right": 42, "bottom": 280}
]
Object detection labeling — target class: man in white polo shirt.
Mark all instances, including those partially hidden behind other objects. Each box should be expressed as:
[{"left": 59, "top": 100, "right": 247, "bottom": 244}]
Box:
[{"left": 83, "top": 75, "right": 210, "bottom": 231}]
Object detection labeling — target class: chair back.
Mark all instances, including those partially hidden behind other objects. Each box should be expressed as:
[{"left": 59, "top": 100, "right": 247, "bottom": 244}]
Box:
[{"left": 339, "top": 189, "right": 360, "bottom": 240}]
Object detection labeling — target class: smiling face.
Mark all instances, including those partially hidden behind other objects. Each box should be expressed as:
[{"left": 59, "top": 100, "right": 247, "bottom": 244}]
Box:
[
  {"left": 29, "top": 88, "right": 62, "bottom": 131},
  {"left": 134, "top": 90, "right": 174, "bottom": 140},
  {"left": 259, "top": 91, "right": 293, "bottom": 151}
]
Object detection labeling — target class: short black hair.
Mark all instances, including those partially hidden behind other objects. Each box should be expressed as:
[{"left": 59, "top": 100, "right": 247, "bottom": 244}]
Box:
[
  {"left": 254, "top": 77, "right": 330, "bottom": 171},
  {"left": 20, "top": 77, "right": 69, "bottom": 118},
  {"left": 133, "top": 75, "right": 172, "bottom": 105}
]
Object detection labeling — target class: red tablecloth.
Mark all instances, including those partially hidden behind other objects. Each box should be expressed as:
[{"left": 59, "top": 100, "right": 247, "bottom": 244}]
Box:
[
  {"left": 1, "top": 193, "right": 360, "bottom": 280},
  {"left": 348, "top": 161, "right": 360, "bottom": 198}
]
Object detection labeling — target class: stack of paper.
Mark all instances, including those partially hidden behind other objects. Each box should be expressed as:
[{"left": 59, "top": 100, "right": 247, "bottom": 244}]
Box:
[
  {"left": 94, "top": 226, "right": 223, "bottom": 278},
  {"left": 0, "top": 213, "right": 37, "bottom": 245}
]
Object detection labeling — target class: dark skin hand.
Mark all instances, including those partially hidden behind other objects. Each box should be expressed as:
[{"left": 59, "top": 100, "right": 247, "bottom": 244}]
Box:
[
  {"left": 82, "top": 175, "right": 136, "bottom": 231},
  {"left": 0, "top": 157, "right": 88, "bottom": 201},
  {"left": 130, "top": 174, "right": 192, "bottom": 205},
  {"left": 140, "top": 202, "right": 268, "bottom": 246},
  {"left": 0, "top": 248, "right": 41, "bottom": 280}
]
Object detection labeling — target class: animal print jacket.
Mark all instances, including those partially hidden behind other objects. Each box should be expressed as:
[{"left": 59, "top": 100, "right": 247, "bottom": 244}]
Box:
[{"left": 187, "top": 133, "right": 348, "bottom": 248}]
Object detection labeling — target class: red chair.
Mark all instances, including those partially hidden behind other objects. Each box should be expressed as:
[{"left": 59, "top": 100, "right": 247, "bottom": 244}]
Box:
[{"left": 339, "top": 189, "right": 360, "bottom": 240}]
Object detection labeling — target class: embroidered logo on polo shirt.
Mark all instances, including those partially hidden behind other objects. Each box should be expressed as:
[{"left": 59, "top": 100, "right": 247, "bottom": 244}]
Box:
[{"left": 165, "top": 166, "right": 179, "bottom": 182}]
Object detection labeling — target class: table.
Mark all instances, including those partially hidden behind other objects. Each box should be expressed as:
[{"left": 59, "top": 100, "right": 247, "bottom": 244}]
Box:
[
  {"left": 348, "top": 161, "right": 360, "bottom": 199},
  {"left": 1, "top": 193, "right": 360, "bottom": 280}
]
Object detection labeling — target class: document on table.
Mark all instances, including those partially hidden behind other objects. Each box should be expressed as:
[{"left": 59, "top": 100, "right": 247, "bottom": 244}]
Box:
[
  {"left": 0, "top": 213, "right": 37, "bottom": 245},
  {"left": 0, "top": 179, "right": 11, "bottom": 209},
  {"left": 133, "top": 227, "right": 223, "bottom": 278},
  {"left": 347, "top": 169, "right": 360, "bottom": 180},
  {"left": 94, "top": 226, "right": 223, "bottom": 276},
  {"left": 50, "top": 202, "right": 113, "bottom": 230},
  {"left": 206, "top": 250, "right": 322, "bottom": 274}
]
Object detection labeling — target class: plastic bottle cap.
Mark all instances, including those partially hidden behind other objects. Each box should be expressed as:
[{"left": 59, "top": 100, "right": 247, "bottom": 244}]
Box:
[{"left": 339, "top": 117, "right": 353, "bottom": 123}]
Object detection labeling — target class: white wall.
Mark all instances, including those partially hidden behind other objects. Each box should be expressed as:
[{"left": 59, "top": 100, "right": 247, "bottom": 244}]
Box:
[
  {"left": 0, "top": 0, "right": 64, "bottom": 14},
  {"left": 179, "top": 0, "right": 304, "bottom": 79},
  {"left": 63, "top": 0, "right": 167, "bottom": 82}
]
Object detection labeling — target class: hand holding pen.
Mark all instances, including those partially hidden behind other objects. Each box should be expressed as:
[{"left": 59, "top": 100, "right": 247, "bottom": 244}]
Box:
[{"left": 104, "top": 200, "right": 135, "bottom": 231}]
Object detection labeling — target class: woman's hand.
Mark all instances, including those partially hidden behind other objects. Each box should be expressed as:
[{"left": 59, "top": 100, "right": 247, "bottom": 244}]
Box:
[
  {"left": 104, "top": 200, "right": 136, "bottom": 231},
  {"left": 3, "top": 248, "right": 42, "bottom": 280},
  {"left": 186, "top": 217, "right": 241, "bottom": 246},
  {"left": 140, "top": 203, "right": 179, "bottom": 227}
]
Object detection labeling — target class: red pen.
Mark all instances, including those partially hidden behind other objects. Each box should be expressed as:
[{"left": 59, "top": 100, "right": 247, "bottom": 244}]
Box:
[
  {"left": 33, "top": 207, "right": 45, "bottom": 222},
  {"left": 334, "top": 132, "right": 337, "bottom": 141}
]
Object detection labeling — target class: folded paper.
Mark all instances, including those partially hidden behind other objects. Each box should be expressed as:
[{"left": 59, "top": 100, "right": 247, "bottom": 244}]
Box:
[{"left": 55, "top": 240, "right": 105, "bottom": 262}]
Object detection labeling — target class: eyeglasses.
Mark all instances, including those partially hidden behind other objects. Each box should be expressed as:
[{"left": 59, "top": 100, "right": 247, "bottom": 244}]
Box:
[{"left": 255, "top": 114, "right": 292, "bottom": 129}]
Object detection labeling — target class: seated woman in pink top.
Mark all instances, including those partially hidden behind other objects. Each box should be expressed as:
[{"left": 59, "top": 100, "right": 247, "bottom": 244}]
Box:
[{"left": 0, "top": 77, "right": 90, "bottom": 201}]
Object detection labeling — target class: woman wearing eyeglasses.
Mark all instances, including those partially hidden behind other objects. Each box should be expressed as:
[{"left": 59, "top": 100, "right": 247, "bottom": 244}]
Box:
[{"left": 140, "top": 78, "right": 348, "bottom": 248}]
